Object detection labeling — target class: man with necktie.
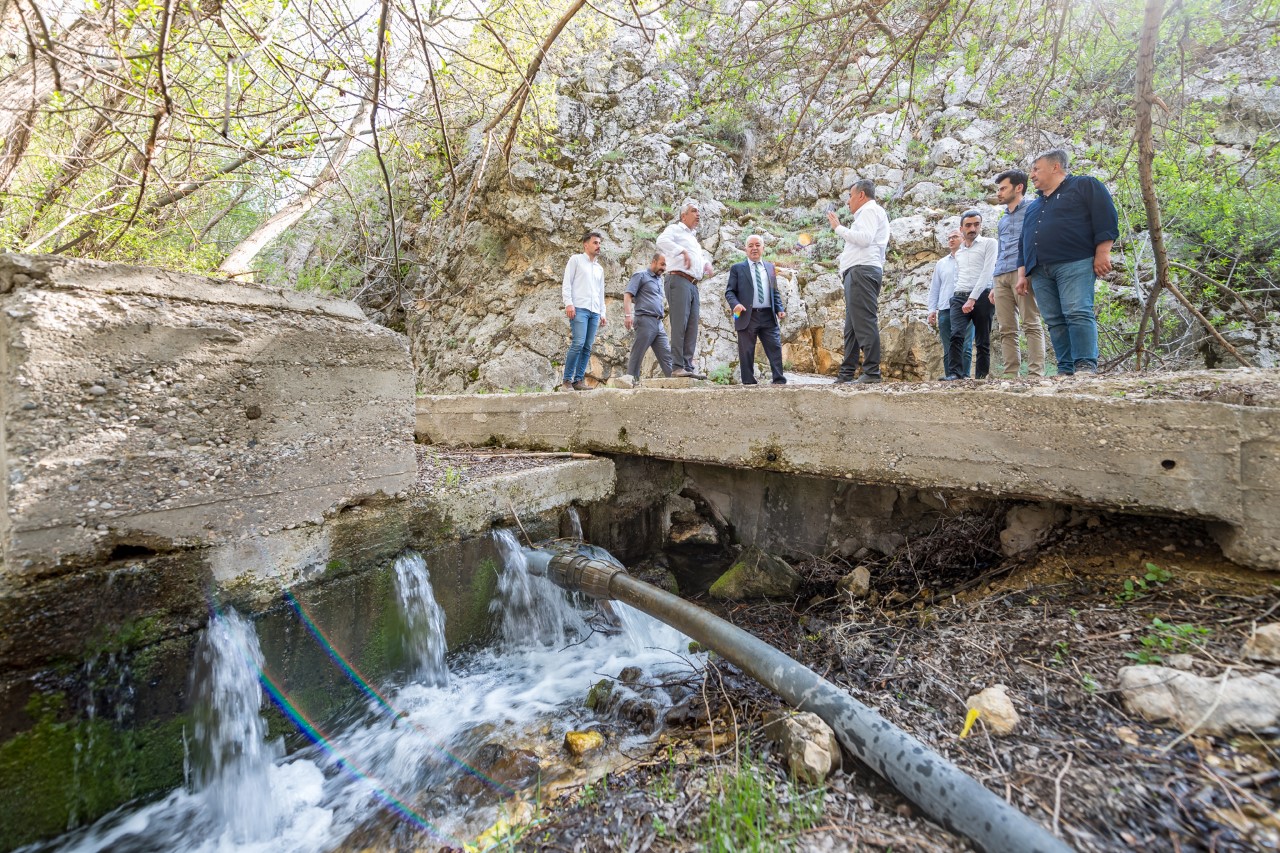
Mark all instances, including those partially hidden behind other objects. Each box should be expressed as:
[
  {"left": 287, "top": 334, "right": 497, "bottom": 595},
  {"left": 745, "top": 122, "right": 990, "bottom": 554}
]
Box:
[{"left": 725, "top": 234, "right": 787, "bottom": 385}]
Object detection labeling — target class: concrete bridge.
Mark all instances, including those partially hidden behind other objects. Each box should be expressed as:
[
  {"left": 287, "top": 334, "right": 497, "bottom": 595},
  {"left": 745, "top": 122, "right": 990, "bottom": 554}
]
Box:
[{"left": 416, "top": 373, "right": 1280, "bottom": 572}]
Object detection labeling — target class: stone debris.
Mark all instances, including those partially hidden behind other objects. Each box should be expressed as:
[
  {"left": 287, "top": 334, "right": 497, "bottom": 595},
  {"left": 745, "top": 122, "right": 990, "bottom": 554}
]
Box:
[
  {"left": 564, "top": 730, "right": 605, "bottom": 758},
  {"left": 708, "top": 546, "right": 801, "bottom": 599},
  {"left": 1118, "top": 665, "right": 1280, "bottom": 735},
  {"left": 964, "top": 684, "right": 1021, "bottom": 735},
  {"left": 762, "top": 710, "right": 841, "bottom": 785},
  {"left": 837, "top": 565, "right": 872, "bottom": 600},
  {"left": 999, "top": 504, "right": 1067, "bottom": 557},
  {"left": 605, "top": 374, "right": 635, "bottom": 389},
  {"left": 1242, "top": 623, "right": 1280, "bottom": 663}
]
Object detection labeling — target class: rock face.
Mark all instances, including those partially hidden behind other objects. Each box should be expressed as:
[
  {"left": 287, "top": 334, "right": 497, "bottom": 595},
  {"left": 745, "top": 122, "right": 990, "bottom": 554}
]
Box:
[
  {"left": 1118, "top": 665, "right": 1280, "bottom": 735},
  {"left": 762, "top": 710, "right": 842, "bottom": 784},
  {"left": 709, "top": 546, "right": 801, "bottom": 599}
]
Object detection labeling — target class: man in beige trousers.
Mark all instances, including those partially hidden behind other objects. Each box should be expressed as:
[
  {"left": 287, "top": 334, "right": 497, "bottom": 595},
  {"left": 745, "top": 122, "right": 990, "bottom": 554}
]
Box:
[{"left": 990, "top": 170, "right": 1044, "bottom": 377}]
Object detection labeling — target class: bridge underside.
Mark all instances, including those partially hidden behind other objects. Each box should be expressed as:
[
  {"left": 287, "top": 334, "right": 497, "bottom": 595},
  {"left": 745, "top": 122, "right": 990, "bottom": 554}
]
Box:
[{"left": 416, "top": 371, "right": 1280, "bottom": 572}]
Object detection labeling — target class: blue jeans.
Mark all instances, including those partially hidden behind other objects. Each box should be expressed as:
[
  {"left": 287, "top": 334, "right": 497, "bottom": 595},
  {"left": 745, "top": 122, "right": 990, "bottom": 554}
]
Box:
[
  {"left": 938, "top": 308, "right": 974, "bottom": 378},
  {"left": 1031, "top": 258, "right": 1098, "bottom": 374},
  {"left": 563, "top": 308, "right": 600, "bottom": 383}
]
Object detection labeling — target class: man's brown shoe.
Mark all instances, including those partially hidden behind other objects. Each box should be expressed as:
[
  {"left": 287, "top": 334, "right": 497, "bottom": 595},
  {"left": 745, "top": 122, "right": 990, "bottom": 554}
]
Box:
[{"left": 572, "top": 381, "right": 590, "bottom": 391}]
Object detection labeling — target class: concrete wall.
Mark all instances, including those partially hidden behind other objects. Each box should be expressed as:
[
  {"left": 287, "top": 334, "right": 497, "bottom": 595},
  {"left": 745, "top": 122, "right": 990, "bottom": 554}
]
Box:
[{"left": 415, "top": 373, "right": 1280, "bottom": 571}]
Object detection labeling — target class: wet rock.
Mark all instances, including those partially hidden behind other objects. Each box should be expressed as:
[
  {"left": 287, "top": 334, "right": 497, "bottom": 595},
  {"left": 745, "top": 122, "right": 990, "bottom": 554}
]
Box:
[
  {"left": 837, "top": 566, "right": 871, "bottom": 600},
  {"left": 615, "top": 692, "right": 663, "bottom": 734},
  {"left": 1000, "top": 503, "right": 1067, "bottom": 557},
  {"left": 1118, "top": 665, "right": 1280, "bottom": 735},
  {"left": 586, "top": 678, "right": 615, "bottom": 711},
  {"left": 618, "top": 666, "right": 642, "bottom": 684},
  {"left": 965, "top": 684, "right": 1021, "bottom": 735},
  {"left": 1242, "top": 623, "right": 1280, "bottom": 663},
  {"left": 669, "top": 519, "right": 718, "bottom": 546},
  {"left": 762, "top": 710, "right": 841, "bottom": 784},
  {"left": 708, "top": 546, "right": 800, "bottom": 599},
  {"left": 564, "top": 729, "right": 605, "bottom": 758},
  {"left": 455, "top": 742, "right": 541, "bottom": 799}
]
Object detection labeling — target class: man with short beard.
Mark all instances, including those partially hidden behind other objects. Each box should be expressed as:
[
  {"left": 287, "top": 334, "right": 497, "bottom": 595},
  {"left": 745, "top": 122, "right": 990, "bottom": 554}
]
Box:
[
  {"left": 623, "top": 253, "right": 674, "bottom": 381},
  {"left": 827, "top": 179, "right": 890, "bottom": 385},
  {"left": 990, "top": 169, "right": 1044, "bottom": 378}
]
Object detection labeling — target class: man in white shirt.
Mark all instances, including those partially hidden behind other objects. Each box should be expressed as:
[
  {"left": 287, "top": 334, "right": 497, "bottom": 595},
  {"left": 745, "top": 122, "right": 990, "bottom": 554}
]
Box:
[
  {"left": 826, "top": 179, "right": 890, "bottom": 384},
  {"left": 946, "top": 210, "right": 997, "bottom": 380},
  {"left": 927, "top": 230, "right": 972, "bottom": 380},
  {"left": 655, "top": 199, "right": 712, "bottom": 379},
  {"left": 560, "top": 231, "right": 607, "bottom": 391}
]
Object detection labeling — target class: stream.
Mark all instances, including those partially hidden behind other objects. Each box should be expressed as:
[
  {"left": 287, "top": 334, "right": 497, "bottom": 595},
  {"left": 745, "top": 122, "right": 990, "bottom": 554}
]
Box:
[{"left": 26, "top": 531, "right": 695, "bottom": 852}]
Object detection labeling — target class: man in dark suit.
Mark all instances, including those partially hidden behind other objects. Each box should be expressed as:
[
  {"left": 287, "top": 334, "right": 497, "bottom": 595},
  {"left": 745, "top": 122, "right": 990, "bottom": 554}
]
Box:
[{"left": 725, "top": 234, "right": 787, "bottom": 385}]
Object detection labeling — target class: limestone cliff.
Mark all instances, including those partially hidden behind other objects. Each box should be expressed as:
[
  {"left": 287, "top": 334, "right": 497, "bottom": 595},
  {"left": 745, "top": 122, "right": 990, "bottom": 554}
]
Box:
[{"left": 402, "top": 28, "right": 1280, "bottom": 393}]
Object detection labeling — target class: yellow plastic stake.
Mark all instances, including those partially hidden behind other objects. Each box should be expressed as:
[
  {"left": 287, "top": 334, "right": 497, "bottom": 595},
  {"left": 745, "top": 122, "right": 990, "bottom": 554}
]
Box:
[{"left": 959, "top": 707, "right": 981, "bottom": 739}]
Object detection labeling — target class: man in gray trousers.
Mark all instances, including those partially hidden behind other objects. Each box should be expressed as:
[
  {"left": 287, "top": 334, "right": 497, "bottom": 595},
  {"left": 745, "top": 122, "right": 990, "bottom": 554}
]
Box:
[
  {"left": 827, "top": 179, "right": 890, "bottom": 384},
  {"left": 655, "top": 198, "right": 712, "bottom": 379},
  {"left": 623, "top": 253, "right": 674, "bottom": 380}
]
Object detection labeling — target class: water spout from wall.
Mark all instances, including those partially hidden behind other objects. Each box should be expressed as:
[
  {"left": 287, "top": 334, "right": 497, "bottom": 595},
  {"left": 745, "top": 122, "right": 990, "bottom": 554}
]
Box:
[
  {"left": 393, "top": 551, "right": 449, "bottom": 687},
  {"left": 490, "top": 529, "right": 585, "bottom": 648}
]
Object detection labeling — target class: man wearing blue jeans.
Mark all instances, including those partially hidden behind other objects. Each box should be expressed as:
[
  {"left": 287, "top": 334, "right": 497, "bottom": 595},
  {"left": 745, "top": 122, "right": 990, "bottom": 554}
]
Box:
[
  {"left": 561, "top": 231, "right": 607, "bottom": 390},
  {"left": 1017, "top": 148, "right": 1119, "bottom": 376}
]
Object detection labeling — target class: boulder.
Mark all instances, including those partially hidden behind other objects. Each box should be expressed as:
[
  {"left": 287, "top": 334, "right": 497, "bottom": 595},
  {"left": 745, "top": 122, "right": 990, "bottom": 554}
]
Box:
[
  {"left": 1118, "top": 666, "right": 1280, "bottom": 735},
  {"left": 837, "top": 566, "right": 872, "bottom": 600},
  {"left": 709, "top": 546, "right": 801, "bottom": 599},
  {"left": 762, "top": 710, "right": 841, "bottom": 784},
  {"left": 1000, "top": 504, "right": 1067, "bottom": 557},
  {"left": 605, "top": 374, "right": 635, "bottom": 389},
  {"left": 964, "top": 684, "right": 1021, "bottom": 735},
  {"left": 564, "top": 730, "right": 606, "bottom": 758},
  {"left": 1242, "top": 623, "right": 1280, "bottom": 663}
]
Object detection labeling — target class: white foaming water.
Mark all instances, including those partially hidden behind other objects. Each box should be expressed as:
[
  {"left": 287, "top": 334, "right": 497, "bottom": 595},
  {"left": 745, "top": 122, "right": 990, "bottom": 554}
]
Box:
[
  {"left": 566, "top": 506, "right": 584, "bottom": 539},
  {"left": 393, "top": 551, "right": 449, "bottom": 688},
  {"left": 490, "top": 528, "right": 586, "bottom": 647},
  {"left": 35, "top": 542, "right": 694, "bottom": 853}
]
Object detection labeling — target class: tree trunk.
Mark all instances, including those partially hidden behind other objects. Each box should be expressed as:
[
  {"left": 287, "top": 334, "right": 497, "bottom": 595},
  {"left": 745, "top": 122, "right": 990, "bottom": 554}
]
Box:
[
  {"left": 1133, "top": 0, "right": 1169, "bottom": 370},
  {"left": 218, "top": 104, "right": 370, "bottom": 278}
]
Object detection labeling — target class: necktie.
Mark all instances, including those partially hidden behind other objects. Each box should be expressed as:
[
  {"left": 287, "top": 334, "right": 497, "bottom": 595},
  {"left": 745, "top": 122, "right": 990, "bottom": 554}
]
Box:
[{"left": 752, "top": 262, "right": 765, "bottom": 306}]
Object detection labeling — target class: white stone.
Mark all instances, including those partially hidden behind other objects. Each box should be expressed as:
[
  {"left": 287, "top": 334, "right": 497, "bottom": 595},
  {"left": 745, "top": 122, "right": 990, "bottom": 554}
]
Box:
[
  {"left": 1118, "top": 665, "right": 1280, "bottom": 735},
  {"left": 965, "top": 685, "right": 1020, "bottom": 735},
  {"left": 1242, "top": 623, "right": 1280, "bottom": 663},
  {"left": 763, "top": 710, "right": 841, "bottom": 784}
]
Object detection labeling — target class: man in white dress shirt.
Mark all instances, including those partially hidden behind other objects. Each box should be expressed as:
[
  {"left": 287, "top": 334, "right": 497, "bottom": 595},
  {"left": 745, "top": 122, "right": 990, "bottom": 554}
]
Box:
[
  {"left": 826, "top": 179, "right": 890, "bottom": 384},
  {"left": 560, "top": 231, "right": 607, "bottom": 391},
  {"left": 946, "top": 210, "right": 998, "bottom": 380},
  {"left": 655, "top": 199, "right": 713, "bottom": 379}
]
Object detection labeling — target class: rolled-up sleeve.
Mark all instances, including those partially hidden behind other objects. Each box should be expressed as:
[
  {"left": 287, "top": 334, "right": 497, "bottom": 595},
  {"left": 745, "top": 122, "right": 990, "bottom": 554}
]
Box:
[{"left": 1087, "top": 177, "right": 1120, "bottom": 246}]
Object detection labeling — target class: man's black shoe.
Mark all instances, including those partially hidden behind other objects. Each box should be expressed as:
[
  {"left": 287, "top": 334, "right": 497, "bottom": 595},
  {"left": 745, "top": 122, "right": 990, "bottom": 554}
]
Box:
[
  {"left": 771, "top": 379, "right": 787, "bottom": 385},
  {"left": 853, "top": 374, "right": 882, "bottom": 384},
  {"left": 833, "top": 377, "right": 855, "bottom": 385}
]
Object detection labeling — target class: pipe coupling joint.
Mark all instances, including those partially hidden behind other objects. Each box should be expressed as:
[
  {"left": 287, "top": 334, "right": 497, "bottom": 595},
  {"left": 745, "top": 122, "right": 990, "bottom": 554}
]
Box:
[{"left": 546, "top": 554, "right": 623, "bottom": 600}]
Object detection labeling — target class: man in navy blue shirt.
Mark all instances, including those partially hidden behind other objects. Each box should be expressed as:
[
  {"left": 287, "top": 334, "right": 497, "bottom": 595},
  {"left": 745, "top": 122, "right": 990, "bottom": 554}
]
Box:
[{"left": 1016, "top": 148, "right": 1119, "bottom": 376}]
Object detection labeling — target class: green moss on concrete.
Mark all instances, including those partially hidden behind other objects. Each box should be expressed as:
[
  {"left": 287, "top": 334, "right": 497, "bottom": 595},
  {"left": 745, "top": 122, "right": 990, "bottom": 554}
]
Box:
[{"left": 0, "top": 694, "right": 186, "bottom": 852}]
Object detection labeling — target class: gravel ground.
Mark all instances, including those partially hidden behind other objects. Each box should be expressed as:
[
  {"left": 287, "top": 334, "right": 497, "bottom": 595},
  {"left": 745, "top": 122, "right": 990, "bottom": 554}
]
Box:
[
  {"left": 414, "top": 444, "right": 595, "bottom": 495},
  {"left": 513, "top": 515, "right": 1280, "bottom": 852}
]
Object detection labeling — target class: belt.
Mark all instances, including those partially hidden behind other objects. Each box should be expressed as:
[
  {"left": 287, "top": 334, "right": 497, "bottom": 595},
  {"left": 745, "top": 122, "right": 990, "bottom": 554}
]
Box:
[{"left": 668, "top": 270, "right": 697, "bottom": 283}]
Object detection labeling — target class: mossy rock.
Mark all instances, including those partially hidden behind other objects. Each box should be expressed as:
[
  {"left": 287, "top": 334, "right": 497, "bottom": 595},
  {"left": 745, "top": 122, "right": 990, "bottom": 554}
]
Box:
[{"left": 708, "top": 546, "right": 800, "bottom": 599}]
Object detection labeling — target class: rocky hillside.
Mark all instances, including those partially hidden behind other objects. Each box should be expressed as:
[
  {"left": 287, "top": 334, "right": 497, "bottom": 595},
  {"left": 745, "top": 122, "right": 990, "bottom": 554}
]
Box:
[{"left": 401, "top": 25, "right": 1280, "bottom": 393}]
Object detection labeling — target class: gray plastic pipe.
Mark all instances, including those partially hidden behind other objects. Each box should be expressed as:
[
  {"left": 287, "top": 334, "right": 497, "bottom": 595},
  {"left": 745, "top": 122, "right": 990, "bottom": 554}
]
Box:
[{"left": 538, "top": 552, "right": 1071, "bottom": 853}]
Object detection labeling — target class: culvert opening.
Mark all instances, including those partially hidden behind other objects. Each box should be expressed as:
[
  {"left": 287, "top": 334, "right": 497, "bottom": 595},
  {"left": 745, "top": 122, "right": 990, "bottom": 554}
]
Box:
[
  {"left": 108, "top": 543, "right": 158, "bottom": 561},
  {"left": 1161, "top": 459, "right": 1177, "bottom": 470}
]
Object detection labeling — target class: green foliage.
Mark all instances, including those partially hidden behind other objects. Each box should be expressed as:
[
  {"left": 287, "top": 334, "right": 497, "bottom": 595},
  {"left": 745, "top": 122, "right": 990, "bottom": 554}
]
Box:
[
  {"left": 1116, "top": 562, "right": 1173, "bottom": 603},
  {"left": 1125, "top": 617, "right": 1212, "bottom": 664},
  {"left": 699, "top": 748, "right": 824, "bottom": 852},
  {"left": 709, "top": 364, "right": 735, "bottom": 385}
]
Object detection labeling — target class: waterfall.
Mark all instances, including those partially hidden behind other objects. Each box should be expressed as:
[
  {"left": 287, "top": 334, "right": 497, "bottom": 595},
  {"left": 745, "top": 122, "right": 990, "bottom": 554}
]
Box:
[
  {"left": 565, "top": 506, "right": 583, "bottom": 540},
  {"left": 491, "top": 529, "right": 584, "bottom": 648},
  {"left": 393, "top": 551, "right": 450, "bottom": 687},
  {"left": 189, "top": 609, "right": 283, "bottom": 843}
]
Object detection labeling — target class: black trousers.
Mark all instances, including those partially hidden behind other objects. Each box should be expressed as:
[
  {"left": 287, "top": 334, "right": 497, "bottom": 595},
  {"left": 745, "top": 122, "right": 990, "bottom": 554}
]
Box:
[
  {"left": 838, "top": 265, "right": 882, "bottom": 379},
  {"left": 948, "top": 292, "right": 994, "bottom": 379},
  {"left": 737, "top": 308, "right": 785, "bottom": 384}
]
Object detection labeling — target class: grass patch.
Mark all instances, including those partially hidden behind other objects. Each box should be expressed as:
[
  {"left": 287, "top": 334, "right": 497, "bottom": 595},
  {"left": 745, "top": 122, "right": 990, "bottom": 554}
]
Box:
[{"left": 699, "top": 748, "right": 824, "bottom": 851}]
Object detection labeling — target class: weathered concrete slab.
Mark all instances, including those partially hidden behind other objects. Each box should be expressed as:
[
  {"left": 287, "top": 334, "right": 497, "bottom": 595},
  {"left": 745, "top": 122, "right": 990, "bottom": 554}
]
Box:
[
  {"left": 1, "top": 254, "right": 414, "bottom": 577},
  {"left": 416, "top": 371, "right": 1280, "bottom": 570}
]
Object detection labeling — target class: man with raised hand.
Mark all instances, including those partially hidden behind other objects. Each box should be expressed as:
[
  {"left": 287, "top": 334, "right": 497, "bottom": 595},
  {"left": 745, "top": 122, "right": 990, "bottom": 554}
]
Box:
[
  {"left": 560, "top": 230, "right": 607, "bottom": 391},
  {"left": 623, "top": 252, "right": 674, "bottom": 382},
  {"left": 1017, "top": 148, "right": 1120, "bottom": 377},
  {"left": 947, "top": 210, "right": 997, "bottom": 381},
  {"left": 927, "top": 230, "right": 972, "bottom": 379},
  {"left": 827, "top": 179, "right": 890, "bottom": 385},
  {"left": 656, "top": 198, "right": 713, "bottom": 379},
  {"left": 990, "top": 169, "right": 1044, "bottom": 378},
  {"left": 725, "top": 235, "right": 787, "bottom": 385}
]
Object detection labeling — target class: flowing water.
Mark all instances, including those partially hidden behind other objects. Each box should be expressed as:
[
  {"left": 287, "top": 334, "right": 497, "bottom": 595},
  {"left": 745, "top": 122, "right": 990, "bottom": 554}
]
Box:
[
  {"left": 31, "top": 539, "right": 693, "bottom": 853},
  {"left": 393, "top": 551, "right": 449, "bottom": 688}
]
